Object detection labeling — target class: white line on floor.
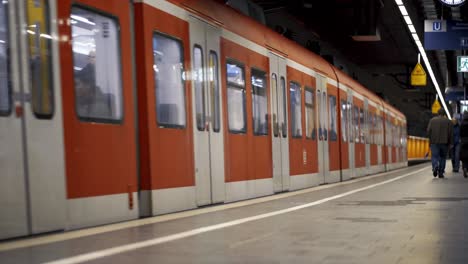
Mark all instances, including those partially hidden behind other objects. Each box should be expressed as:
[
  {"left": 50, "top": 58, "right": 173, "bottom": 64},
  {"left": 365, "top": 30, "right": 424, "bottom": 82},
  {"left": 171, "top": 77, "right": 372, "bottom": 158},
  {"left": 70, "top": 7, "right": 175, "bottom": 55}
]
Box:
[
  {"left": 45, "top": 166, "right": 429, "bottom": 264},
  {"left": 0, "top": 164, "right": 423, "bottom": 252}
]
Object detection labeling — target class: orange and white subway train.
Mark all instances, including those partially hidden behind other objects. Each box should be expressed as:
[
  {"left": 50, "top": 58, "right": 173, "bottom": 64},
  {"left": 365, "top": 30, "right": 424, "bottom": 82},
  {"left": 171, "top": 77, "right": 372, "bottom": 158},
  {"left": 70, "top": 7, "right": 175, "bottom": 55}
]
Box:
[{"left": 0, "top": 0, "right": 408, "bottom": 240}]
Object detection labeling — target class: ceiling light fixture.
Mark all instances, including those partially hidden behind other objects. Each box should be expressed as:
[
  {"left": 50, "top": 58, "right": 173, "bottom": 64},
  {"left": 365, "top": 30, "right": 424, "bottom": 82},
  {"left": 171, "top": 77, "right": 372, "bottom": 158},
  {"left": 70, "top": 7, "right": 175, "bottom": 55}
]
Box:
[{"left": 394, "top": 0, "right": 451, "bottom": 119}]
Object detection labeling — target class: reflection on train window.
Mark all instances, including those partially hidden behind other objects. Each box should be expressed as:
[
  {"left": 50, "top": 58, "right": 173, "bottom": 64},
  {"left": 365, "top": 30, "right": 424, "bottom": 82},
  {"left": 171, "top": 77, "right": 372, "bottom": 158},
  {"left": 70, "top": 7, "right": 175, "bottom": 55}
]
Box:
[
  {"left": 152, "top": 33, "right": 186, "bottom": 127},
  {"left": 359, "top": 108, "right": 365, "bottom": 143},
  {"left": 353, "top": 106, "right": 359, "bottom": 143},
  {"left": 27, "top": 0, "right": 54, "bottom": 119},
  {"left": 340, "top": 100, "right": 348, "bottom": 142},
  {"left": 305, "top": 88, "right": 315, "bottom": 140},
  {"left": 271, "top": 74, "right": 278, "bottom": 137},
  {"left": 71, "top": 7, "right": 123, "bottom": 122},
  {"left": 251, "top": 68, "right": 268, "bottom": 135},
  {"left": 193, "top": 46, "right": 205, "bottom": 131},
  {"left": 226, "top": 60, "right": 246, "bottom": 133},
  {"left": 290, "top": 81, "right": 302, "bottom": 138},
  {"left": 0, "top": 1, "right": 10, "bottom": 116},
  {"left": 209, "top": 51, "right": 220, "bottom": 132},
  {"left": 328, "top": 95, "right": 337, "bottom": 141},
  {"left": 280, "top": 77, "right": 287, "bottom": 138}
]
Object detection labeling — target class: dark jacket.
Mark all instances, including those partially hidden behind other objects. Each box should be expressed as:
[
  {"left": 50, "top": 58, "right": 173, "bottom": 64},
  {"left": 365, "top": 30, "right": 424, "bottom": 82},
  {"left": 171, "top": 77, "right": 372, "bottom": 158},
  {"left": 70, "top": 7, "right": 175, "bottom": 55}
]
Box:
[
  {"left": 454, "top": 123, "right": 461, "bottom": 145},
  {"left": 427, "top": 115, "right": 453, "bottom": 145}
]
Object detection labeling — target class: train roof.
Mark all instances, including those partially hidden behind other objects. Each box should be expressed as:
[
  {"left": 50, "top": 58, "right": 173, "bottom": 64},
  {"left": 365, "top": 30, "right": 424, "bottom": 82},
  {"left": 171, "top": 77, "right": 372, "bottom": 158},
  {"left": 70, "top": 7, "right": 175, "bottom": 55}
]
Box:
[{"left": 168, "top": 0, "right": 405, "bottom": 121}]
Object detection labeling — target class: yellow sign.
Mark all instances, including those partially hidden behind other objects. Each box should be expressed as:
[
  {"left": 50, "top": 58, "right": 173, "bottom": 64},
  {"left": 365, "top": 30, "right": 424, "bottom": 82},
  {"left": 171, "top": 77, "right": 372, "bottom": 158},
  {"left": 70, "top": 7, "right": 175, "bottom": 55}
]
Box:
[
  {"left": 431, "top": 99, "right": 441, "bottom": 114},
  {"left": 411, "top": 63, "right": 427, "bottom": 86}
]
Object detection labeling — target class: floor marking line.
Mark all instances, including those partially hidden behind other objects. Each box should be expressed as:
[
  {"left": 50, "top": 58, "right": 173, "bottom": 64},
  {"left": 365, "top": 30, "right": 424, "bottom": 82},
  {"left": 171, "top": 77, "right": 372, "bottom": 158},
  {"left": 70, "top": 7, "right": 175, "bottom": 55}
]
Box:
[
  {"left": 44, "top": 166, "right": 429, "bottom": 264},
  {"left": 0, "top": 164, "right": 426, "bottom": 252}
]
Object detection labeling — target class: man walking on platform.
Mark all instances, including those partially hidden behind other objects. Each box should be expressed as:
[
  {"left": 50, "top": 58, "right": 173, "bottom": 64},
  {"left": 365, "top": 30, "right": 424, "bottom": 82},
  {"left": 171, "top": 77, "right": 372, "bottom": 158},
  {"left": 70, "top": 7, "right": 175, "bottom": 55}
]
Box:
[{"left": 427, "top": 108, "right": 453, "bottom": 178}]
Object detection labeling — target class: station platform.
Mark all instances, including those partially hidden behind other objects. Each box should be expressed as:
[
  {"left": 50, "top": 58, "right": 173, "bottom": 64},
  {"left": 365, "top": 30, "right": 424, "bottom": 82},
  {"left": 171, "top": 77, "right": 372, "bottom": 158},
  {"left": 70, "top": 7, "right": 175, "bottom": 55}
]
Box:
[{"left": 1, "top": 163, "right": 468, "bottom": 264}]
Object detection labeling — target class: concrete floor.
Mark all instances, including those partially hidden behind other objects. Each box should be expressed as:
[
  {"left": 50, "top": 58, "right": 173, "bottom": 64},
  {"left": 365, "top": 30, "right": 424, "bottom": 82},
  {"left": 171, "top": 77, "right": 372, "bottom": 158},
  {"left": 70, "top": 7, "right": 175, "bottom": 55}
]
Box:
[{"left": 2, "top": 163, "right": 468, "bottom": 264}]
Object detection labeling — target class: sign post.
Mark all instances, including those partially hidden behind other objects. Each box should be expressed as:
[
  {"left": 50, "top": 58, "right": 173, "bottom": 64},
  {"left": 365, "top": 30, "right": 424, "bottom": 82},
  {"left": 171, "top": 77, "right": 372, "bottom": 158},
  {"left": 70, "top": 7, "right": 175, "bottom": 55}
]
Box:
[
  {"left": 432, "top": 97, "right": 442, "bottom": 114},
  {"left": 411, "top": 55, "right": 427, "bottom": 86}
]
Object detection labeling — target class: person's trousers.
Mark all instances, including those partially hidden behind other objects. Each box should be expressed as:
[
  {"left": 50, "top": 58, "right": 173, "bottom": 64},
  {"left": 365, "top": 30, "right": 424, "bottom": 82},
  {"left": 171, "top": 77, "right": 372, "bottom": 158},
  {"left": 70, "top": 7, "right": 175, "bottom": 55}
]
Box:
[
  {"left": 431, "top": 144, "right": 449, "bottom": 174},
  {"left": 452, "top": 143, "right": 461, "bottom": 171}
]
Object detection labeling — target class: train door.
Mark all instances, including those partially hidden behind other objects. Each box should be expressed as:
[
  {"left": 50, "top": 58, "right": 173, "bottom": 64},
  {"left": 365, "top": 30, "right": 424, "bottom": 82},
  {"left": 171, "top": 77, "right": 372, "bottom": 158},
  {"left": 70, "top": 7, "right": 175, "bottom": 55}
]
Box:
[
  {"left": 347, "top": 92, "right": 356, "bottom": 178},
  {"left": 189, "top": 17, "right": 225, "bottom": 205},
  {"left": 0, "top": 0, "right": 66, "bottom": 239},
  {"left": 364, "top": 99, "right": 370, "bottom": 171},
  {"left": 316, "top": 75, "right": 329, "bottom": 184},
  {"left": 268, "top": 53, "right": 289, "bottom": 192},
  {"left": 0, "top": 1, "right": 28, "bottom": 239},
  {"left": 58, "top": 0, "right": 138, "bottom": 227}
]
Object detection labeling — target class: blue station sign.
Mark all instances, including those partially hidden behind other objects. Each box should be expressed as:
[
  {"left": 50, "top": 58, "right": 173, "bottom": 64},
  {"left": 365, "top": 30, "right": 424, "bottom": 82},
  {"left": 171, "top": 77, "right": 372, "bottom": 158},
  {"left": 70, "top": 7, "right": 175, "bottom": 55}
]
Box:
[{"left": 424, "top": 20, "right": 468, "bottom": 50}]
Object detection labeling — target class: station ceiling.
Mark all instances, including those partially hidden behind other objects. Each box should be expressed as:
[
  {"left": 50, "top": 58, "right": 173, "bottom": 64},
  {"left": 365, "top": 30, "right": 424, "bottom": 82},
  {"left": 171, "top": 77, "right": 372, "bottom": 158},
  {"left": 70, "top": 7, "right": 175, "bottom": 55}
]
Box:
[{"left": 246, "top": 0, "right": 468, "bottom": 135}]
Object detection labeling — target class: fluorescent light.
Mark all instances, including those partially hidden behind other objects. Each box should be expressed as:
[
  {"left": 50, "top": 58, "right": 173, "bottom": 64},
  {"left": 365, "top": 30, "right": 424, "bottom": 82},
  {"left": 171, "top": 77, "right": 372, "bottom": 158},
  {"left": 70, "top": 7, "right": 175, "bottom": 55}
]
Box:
[
  {"left": 399, "top": 5, "right": 408, "bottom": 16},
  {"left": 395, "top": 1, "right": 451, "bottom": 118},
  {"left": 40, "top": 33, "right": 52, "bottom": 39},
  {"left": 404, "top": 16, "right": 412, "bottom": 25},
  {"left": 70, "top": 15, "right": 95, "bottom": 26}
]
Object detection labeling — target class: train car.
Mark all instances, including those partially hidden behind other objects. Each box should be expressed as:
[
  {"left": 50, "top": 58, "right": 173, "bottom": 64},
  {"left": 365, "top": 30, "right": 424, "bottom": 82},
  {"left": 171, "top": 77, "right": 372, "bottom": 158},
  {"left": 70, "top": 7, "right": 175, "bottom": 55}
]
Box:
[{"left": 0, "top": 0, "right": 407, "bottom": 240}]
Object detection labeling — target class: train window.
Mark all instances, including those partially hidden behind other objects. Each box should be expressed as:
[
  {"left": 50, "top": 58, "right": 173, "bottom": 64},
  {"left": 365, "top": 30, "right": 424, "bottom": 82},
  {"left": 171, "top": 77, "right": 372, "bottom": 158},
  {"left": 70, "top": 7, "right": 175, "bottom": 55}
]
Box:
[
  {"left": 364, "top": 110, "right": 369, "bottom": 144},
  {"left": 359, "top": 108, "right": 365, "bottom": 143},
  {"left": 280, "top": 77, "right": 287, "bottom": 138},
  {"left": 271, "top": 74, "right": 278, "bottom": 137},
  {"left": 290, "top": 81, "right": 302, "bottom": 138},
  {"left": 0, "top": 1, "right": 10, "bottom": 116},
  {"left": 305, "top": 88, "right": 316, "bottom": 140},
  {"left": 376, "top": 115, "right": 380, "bottom": 145},
  {"left": 375, "top": 114, "right": 378, "bottom": 144},
  {"left": 152, "top": 33, "right": 186, "bottom": 127},
  {"left": 193, "top": 46, "right": 205, "bottom": 131},
  {"left": 340, "top": 100, "right": 348, "bottom": 142},
  {"left": 388, "top": 122, "right": 391, "bottom": 146},
  {"left": 251, "top": 68, "right": 268, "bottom": 135},
  {"left": 209, "top": 51, "right": 220, "bottom": 132},
  {"left": 328, "top": 95, "right": 337, "bottom": 141},
  {"left": 322, "top": 91, "right": 327, "bottom": 140},
  {"left": 380, "top": 116, "right": 384, "bottom": 145},
  {"left": 349, "top": 102, "right": 353, "bottom": 143},
  {"left": 371, "top": 113, "right": 377, "bottom": 144},
  {"left": 72, "top": 7, "right": 123, "bottom": 123},
  {"left": 226, "top": 60, "right": 246, "bottom": 133},
  {"left": 353, "top": 106, "right": 359, "bottom": 143},
  {"left": 27, "top": 0, "right": 54, "bottom": 119}
]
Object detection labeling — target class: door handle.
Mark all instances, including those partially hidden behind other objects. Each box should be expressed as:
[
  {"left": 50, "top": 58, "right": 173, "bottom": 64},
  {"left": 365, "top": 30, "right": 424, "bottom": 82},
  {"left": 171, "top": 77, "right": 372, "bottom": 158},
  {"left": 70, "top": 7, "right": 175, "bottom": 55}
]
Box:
[
  {"left": 273, "top": 113, "right": 279, "bottom": 137},
  {"left": 281, "top": 122, "right": 287, "bottom": 138}
]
